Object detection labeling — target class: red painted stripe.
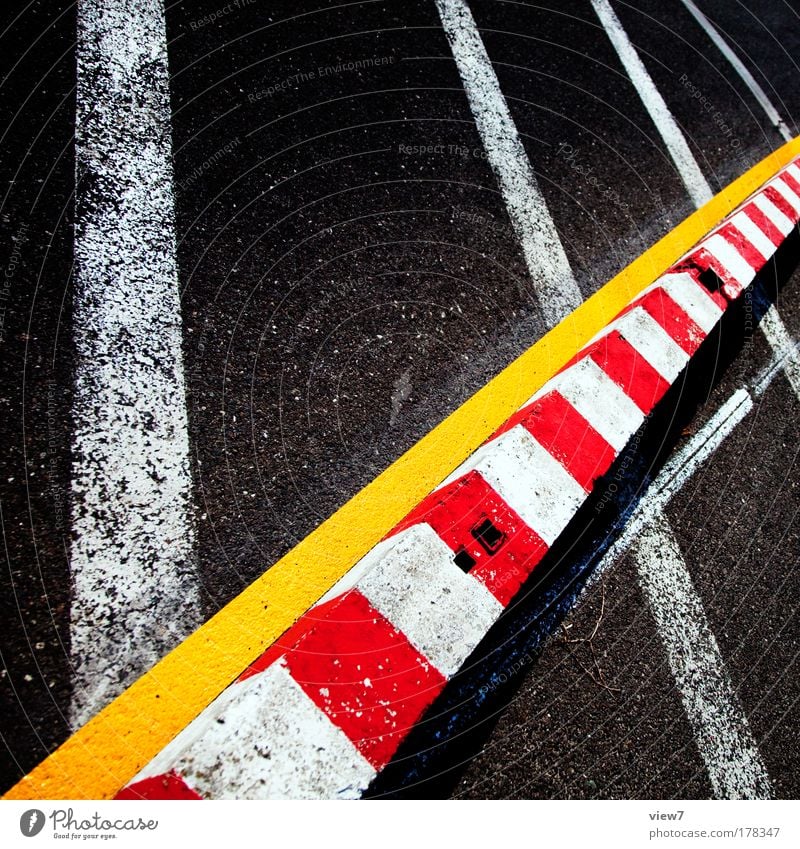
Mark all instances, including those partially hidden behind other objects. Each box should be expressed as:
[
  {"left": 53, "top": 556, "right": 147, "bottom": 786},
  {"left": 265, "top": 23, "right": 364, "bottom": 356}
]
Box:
[
  {"left": 582, "top": 330, "right": 671, "bottom": 414},
  {"left": 622, "top": 286, "right": 708, "bottom": 355},
  {"left": 282, "top": 590, "right": 447, "bottom": 770},
  {"left": 116, "top": 771, "right": 202, "bottom": 800},
  {"left": 779, "top": 168, "right": 800, "bottom": 201},
  {"left": 394, "top": 470, "right": 548, "bottom": 605},
  {"left": 507, "top": 391, "right": 617, "bottom": 492},
  {"left": 680, "top": 246, "right": 745, "bottom": 300},
  {"left": 237, "top": 595, "right": 349, "bottom": 683},
  {"left": 742, "top": 202, "right": 783, "bottom": 247},
  {"left": 716, "top": 221, "right": 768, "bottom": 269},
  {"left": 764, "top": 185, "right": 800, "bottom": 223}
]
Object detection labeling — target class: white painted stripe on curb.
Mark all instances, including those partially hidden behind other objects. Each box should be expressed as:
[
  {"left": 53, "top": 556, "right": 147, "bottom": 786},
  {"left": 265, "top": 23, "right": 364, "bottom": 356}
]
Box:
[
  {"left": 591, "top": 0, "right": 713, "bottom": 207},
  {"left": 678, "top": 0, "right": 792, "bottom": 142},
  {"left": 769, "top": 176, "right": 800, "bottom": 214},
  {"left": 701, "top": 233, "right": 756, "bottom": 286},
  {"left": 657, "top": 273, "right": 724, "bottom": 333},
  {"left": 135, "top": 663, "right": 376, "bottom": 799},
  {"left": 70, "top": 0, "right": 200, "bottom": 727},
  {"left": 314, "top": 533, "right": 401, "bottom": 608},
  {"left": 605, "top": 306, "right": 690, "bottom": 381},
  {"left": 438, "top": 426, "right": 587, "bottom": 546},
  {"left": 751, "top": 193, "right": 795, "bottom": 236},
  {"left": 357, "top": 524, "right": 503, "bottom": 676},
  {"left": 632, "top": 515, "right": 773, "bottom": 799},
  {"left": 537, "top": 358, "right": 645, "bottom": 452},
  {"left": 729, "top": 211, "right": 779, "bottom": 260},
  {"left": 787, "top": 162, "right": 800, "bottom": 188},
  {"left": 435, "top": 0, "right": 582, "bottom": 325}
]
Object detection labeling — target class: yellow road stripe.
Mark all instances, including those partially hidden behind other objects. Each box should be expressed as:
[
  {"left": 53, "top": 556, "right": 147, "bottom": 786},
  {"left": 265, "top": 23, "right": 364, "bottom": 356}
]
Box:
[{"left": 6, "top": 137, "right": 800, "bottom": 801}]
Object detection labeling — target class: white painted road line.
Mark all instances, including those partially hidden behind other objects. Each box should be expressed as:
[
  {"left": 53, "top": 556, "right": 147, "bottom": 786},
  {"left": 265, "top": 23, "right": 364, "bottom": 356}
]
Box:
[
  {"left": 590, "top": 0, "right": 713, "bottom": 207},
  {"left": 592, "top": 4, "right": 798, "bottom": 793},
  {"left": 434, "top": 0, "right": 583, "bottom": 325},
  {"left": 580, "top": 341, "right": 800, "bottom": 796},
  {"left": 70, "top": 0, "right": 200, "bottom": 727},
  {"left": 759, "top": 304, "right": 800, "bottom": 398},
  {"left": 678, "top": 0, "right": 793, "bottom": 142},
  {"left": 632, "top": 514, "right": 773, "bottom": 799}
]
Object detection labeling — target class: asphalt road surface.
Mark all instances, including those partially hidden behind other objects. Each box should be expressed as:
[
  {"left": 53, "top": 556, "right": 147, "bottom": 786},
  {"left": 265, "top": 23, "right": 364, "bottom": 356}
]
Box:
[{"left": 1, "top": 0, "right": 799, "bottom": 797}]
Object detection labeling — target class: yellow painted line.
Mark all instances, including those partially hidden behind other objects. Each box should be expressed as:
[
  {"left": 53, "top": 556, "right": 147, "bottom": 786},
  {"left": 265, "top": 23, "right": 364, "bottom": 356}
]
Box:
[{"left": 6, "top": 137, "right": 800, "bottom": 801}]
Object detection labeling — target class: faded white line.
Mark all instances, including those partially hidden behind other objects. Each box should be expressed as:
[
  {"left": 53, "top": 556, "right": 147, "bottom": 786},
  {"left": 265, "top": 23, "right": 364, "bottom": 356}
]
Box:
[
  {"left": 70, "top": 0, "right": 200, "bottom": 727},
  {"left": 631, "top": 515, "right": 772, "bottom": 799},
  {"left": 759, "top": 303, "right": 800, "bottom": 398},
  {"left": 678, "top": 0, "right": 792, "bottom": 142},
  {"left": 591, "top": 387, "right": 753, "bottom": 582},
  {"left": 580, "top": 341, "right": 800, "bottom": 797},
  {"left": 590, "top": 0, "right": 713, "bottom": 207},
  {"left": 588, "top": 8, "right": 798, "bottom": 791},
  {"left": 434, "top": 0, "right": 582, "bottom": 325}
]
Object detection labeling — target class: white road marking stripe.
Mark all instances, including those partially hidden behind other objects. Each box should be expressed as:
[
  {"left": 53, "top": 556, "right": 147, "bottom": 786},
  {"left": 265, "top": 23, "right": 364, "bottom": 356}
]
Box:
[
  {"left": 751, "top": 193, "right": 795, "bottom": 236},
  {"left": 434, "top": 0, "right": 582, "bottom": 325},
  {"left": 534, "top": 357, "right": 645, "bottom": 452},
  {"left": 655, "top": 272, "right": 724, "bottom": 333},
  {"left": 70, "top": 0, "right": 200, "bottom": 726},
  {"left": 787, "top": 162, "right": 800, "bottom": 186},
  {"left": 759, "top": 305, "right": 800, "bottom": 399},
  {"left": 580, "top": 338, "right": 800, "bottom": 796},
  {"left": 135, "top": 662, "right": 376, "bottom": 800},
  {"left": 632, "top": 514, "right": 773, "bottom": 799},
  {"left": 440, "top": 426, "right": 587, "bottom": 545},
  {"left": 560, "top": 23, "right": 788, "bottom": 784},
  {"left": 700, "top": 233, "right": 756, "bottom": 287},
  {"left": 729, "top": 211, "right": 779, "bottom": 261},
  {"left": 677, "top": 0, "right": 792, "bottom": 142},
  {"left": 357, "top": 524, "right": 503, "bottom": 676},
  {"left": 590, "top": 0, "right": 713, "bottom": 208},
  {"left": 592, "top": 387, "right": 753, "bottom": 583}
]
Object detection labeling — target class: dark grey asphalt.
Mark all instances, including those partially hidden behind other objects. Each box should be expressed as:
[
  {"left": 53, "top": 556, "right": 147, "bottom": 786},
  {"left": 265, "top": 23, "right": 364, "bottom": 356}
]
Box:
[{"left": 1, "top": 0, "right": 799, "bottom": 796}]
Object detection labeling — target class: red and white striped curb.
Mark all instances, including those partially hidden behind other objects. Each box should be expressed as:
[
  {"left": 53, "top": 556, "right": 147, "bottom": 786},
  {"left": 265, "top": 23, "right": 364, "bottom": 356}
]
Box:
[{"left": 117, "top": 159, "right": 800, "bottom": 800}]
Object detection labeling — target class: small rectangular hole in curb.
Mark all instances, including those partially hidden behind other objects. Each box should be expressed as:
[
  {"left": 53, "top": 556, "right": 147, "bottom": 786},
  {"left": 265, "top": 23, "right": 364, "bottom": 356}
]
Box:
[
  {"left": 471, "top": 518, "right": 505, "bottom": 555},
  {"left": 698, "top": 267, "right": 723, "bottom": 293},
  {"left": 453, "top": 548, "right": 476, "bottom": 572}
]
